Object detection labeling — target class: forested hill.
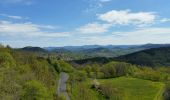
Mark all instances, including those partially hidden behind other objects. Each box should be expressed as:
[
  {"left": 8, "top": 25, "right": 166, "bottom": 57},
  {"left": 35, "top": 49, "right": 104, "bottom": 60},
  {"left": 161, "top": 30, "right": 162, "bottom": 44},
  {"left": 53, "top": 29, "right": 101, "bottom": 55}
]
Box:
[
  {"left": 0, "top": 47, "right": 59, "bottom": 99},
  {"left": 20, "top": 46, "right": 47, "bottom": 52},
  {"left": 72, "top": 46, "right": 170, "bottom": 67},
  {"left": 71, "top": 57, "right": 113, "bottom": 65},
  {"left": 114, "top": 47, "right": 170, "bottom": 67}
]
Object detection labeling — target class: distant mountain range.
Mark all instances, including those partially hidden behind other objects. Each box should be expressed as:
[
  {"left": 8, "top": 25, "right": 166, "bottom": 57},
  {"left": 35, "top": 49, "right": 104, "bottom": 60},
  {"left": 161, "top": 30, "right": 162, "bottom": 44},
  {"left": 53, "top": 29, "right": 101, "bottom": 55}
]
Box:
[
  {"left": 18, "top": 44, "right": 170, "bottom": 62},
  {"left": 43, "top": 44, "right": 170, "bottom": 59},
  {"left": 72, "top": 46, "right": 170, "bottom": 67},
  {"left": 44, "top": 43, "right": 170, "bottom": 52}
]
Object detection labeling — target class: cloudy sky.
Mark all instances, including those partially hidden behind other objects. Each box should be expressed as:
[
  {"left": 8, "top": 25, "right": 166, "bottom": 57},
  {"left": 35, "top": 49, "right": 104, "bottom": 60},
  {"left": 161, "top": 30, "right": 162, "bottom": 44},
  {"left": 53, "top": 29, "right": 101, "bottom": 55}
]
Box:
[{"left": 0, "top": 0, "right": 170, "bottom": 47}]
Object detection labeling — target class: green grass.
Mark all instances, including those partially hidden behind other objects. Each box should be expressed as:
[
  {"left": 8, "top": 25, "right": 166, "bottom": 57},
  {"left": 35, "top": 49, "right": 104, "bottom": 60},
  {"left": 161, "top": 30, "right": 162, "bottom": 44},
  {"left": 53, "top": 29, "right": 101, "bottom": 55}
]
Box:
[
  {"left": 68, "top": 77, "right": 165, "bottom": 100},
  {"left": 68, "top": 79, "right": 105, "bottom": 100},
  {"left": 99, "top": 77, "right": 165, "bottom": 100}
]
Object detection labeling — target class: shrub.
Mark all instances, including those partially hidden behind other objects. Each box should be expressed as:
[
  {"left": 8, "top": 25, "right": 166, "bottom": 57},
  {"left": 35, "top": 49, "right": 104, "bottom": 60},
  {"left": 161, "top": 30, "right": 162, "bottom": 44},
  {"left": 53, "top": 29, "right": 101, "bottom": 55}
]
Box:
[
  {"left": 57, "top": 60, "right": 74, "bottom": 73},
  {"left": 0, "top": 52, "right": 16, "bottom": 68},
  {"left": 70, "top": 71, "right": 87, "bottom": 82},
  {"left": 101, "top": 62, "right": 133, "bottom": 78},
  {"left": 21, "top": 80, "right": 53, "bottom": 100}
]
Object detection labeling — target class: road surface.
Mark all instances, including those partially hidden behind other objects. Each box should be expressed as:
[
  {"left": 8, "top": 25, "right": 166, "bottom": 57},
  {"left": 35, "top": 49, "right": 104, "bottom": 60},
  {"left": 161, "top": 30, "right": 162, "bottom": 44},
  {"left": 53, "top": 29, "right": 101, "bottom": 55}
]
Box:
[{"left": 58, "top": 72, "right": 70, "bottom": 100}]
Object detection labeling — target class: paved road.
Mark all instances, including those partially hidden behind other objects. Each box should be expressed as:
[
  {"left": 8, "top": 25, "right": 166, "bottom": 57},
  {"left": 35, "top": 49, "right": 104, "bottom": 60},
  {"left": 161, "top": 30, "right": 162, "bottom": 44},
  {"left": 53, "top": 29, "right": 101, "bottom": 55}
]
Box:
[{"left": 58, "top": 72, "right": 70, "bottom": 100}]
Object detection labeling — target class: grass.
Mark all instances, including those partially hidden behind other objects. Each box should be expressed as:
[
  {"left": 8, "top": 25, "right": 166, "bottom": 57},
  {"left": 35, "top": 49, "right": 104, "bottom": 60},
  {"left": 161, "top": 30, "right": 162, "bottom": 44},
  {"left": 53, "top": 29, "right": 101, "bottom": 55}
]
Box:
[
  {"left": 67, "top": 77, "right": 165, "bottom": 100},
  {"left": 99, "top": 77, "right": 165, "bottom": 100},
  {"left": 67, "top": 79, "right": 105, "bottom": 100}
]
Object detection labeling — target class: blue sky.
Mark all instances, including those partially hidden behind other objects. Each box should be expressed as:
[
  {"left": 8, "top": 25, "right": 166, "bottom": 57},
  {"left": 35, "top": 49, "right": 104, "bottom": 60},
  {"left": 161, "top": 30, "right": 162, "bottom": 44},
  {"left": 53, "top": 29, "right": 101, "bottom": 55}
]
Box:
[{"left": 0, "top": 0, "right": 170, "bottom": 47}]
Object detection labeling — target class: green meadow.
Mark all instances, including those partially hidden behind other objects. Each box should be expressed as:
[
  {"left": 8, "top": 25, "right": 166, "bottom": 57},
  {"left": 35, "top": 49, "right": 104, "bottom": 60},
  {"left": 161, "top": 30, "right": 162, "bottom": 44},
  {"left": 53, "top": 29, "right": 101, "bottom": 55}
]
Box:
[
  {"left": 99, "top": 77, "right": 165, "bottom": 100},
  {"left": 69, "top": 77, "right": 165, "bottom": 100}
]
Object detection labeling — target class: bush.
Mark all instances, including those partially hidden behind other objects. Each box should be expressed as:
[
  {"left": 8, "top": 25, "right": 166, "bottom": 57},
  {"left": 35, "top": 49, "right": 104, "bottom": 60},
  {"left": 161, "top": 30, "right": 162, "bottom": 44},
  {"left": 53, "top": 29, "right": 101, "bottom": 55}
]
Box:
[
  {"left": 0, "top": 48, "right": 58, "bottom": 99},
  {"left": 0, "top": 52, "right": 16, "bottom": 68},
  {"left": 101, "top": 62, "right": 133, "bottom": 78},
  {"left": 56, "top": 60, "right": 74, "bottom": 73},
  {"left": 70, "top": 71, "right": 87, "bottom": 82},
  {"left": 21, "top": 80, "right": 53, "bottom": 100},
  {"left": 133, "top": 67, "right": 169, "bottom": 81}
]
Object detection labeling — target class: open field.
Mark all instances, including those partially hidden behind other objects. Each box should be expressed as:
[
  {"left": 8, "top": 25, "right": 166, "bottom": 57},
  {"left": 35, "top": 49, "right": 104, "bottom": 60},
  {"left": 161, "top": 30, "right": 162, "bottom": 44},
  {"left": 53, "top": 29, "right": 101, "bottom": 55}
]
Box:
[
  {"left": 99, "top": 77, "right": 165, "bottom": 100},
  {"left": 68, "top": 79, "right": 105, "bottom": 100},
  {"left": 68, "top": 77, "right": 165, "bottom": 100}
]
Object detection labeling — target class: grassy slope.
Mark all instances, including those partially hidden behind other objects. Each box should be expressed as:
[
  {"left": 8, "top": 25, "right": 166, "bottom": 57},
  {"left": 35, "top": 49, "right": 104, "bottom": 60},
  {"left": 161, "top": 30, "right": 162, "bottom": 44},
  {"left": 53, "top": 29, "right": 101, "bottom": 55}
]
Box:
[
  {"left": 68, "top": 77, "right": 165, "bottom": 100},
  {"left": 68, "top": 79, "right": 105, "bottom": 100},
  {"left": 99, "top": 77, "right": 165, "bottom": 100}
]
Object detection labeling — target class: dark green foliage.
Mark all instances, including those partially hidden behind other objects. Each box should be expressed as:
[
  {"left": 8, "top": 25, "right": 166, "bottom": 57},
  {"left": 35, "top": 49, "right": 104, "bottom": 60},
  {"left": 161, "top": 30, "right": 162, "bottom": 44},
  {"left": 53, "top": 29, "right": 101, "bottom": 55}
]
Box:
[
  {"left": 20, "top": 46, "right": 47, "bottom": 53},
  {"left": 71, "top": 57, "right": 112, "bottom": 65},
  {"left": 73, "top": 46, "right": 170, "bottom": 67},
  {"left": 115, "top": 47, "right": 170, "bottom": 67}
]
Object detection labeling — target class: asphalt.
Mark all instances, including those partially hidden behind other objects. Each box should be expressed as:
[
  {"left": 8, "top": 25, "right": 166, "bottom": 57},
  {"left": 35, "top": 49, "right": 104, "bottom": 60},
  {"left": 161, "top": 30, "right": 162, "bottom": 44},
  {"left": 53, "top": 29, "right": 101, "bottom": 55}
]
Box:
[{"left": 58, "top": 72, "right": 70, "bottom": 100}]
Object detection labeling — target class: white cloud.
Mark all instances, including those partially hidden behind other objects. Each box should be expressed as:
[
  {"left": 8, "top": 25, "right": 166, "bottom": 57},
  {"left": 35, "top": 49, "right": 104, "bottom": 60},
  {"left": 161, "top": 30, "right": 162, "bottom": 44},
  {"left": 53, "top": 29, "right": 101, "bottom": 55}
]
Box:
[
  {"left": 111, "top": 27, "right": 170, "bottom": 44},
  {"left": 160, "top": 18, "right": 170, "bottom": 22},
  {"left": 112, "top": 27, "right": 170, "bottom": 36},
  {"left": 76, "top": 22, "right": 111, "bottom": 34},
  {"left": 75, "top": 27, "right": 170, "bottom": 45},
  {"left": 99, "top": 0, "right": 111, "bottom": 2},
  {"left": 0, "top": 0, "right": 33, "bottom": 5},
  {"left": 7, "top": 15, "right": 23, "bottom": 19},
  {"left": 84, "top": 0, "right": 111, "bottom": 13},
  {"left": 98, "top": 10, "right": 156, "bottom": 26},
  {"left": 0, "top": 20, "right": 70, "bottom": 38},
  {"left": 0, "top": 14, "right": 25, "bottom": 20}
]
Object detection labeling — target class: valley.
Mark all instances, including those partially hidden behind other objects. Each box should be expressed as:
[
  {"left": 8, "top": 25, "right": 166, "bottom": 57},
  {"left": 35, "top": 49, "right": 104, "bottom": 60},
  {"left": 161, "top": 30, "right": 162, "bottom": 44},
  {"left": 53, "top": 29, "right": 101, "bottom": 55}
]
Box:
[{"left": 1, "top": 44, "right": 170, "bottom": 100}]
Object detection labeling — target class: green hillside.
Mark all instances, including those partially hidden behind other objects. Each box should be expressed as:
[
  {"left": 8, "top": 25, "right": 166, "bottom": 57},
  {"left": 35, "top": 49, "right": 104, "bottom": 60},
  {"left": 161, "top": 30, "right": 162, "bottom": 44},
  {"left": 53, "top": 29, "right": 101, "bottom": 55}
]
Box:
[
  {"left": 68, "top": 77, "right": 165, "bottom": 100},
  {"left": 71, "top": 46, "right": 170, "bottom": 67},
  {"left": 115, "top": 47, "right": 170, "bottom": 67},
  {"left": 0, "top": 47, "right": 59, "bottom": 100},
  {"left": 1, "top": 46, "right": 170, "bottom": 100},
  {"left": 99, "top": 77, "right": 165, "bottom": 100}
]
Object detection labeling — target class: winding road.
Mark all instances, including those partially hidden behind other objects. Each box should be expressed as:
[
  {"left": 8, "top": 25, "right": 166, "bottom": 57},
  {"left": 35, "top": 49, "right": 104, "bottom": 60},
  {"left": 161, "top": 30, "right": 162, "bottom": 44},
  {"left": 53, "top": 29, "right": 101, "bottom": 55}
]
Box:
[{"left": 58, "top": 72, "right": 70, "bottom": 100}]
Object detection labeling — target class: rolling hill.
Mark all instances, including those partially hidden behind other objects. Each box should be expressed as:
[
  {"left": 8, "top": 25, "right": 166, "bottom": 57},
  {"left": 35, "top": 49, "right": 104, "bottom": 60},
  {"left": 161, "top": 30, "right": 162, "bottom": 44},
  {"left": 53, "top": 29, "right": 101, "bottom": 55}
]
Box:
[
  {"left": 20, "top": 46, "right": 47, "bottom": 52},
  {"left": 72, "top": 45, "right": 170, "bottom": 67},
  {"left": 115, "top": 46, "right": 170, "bottom": 67},
  {"left": 44, "top": 44, "right": 170, "bottom": 60}
]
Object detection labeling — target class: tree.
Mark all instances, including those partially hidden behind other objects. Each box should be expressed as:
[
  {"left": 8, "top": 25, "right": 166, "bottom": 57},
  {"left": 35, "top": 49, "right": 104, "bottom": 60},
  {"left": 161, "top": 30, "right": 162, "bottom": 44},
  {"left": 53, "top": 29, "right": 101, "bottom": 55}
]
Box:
[
  {"left": 0, "top": 52, "right": 16, "bottom": 68},
  {"left": 21, "top": 80, "right": 52, "bottom": 100}
]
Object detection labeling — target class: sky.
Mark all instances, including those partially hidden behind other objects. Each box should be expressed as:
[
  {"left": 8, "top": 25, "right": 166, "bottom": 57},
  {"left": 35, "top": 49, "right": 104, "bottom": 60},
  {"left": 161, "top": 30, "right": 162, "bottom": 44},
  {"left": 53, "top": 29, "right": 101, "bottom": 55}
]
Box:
[{"left": 0, "top": 0, "right": 170, "bottom": 47}]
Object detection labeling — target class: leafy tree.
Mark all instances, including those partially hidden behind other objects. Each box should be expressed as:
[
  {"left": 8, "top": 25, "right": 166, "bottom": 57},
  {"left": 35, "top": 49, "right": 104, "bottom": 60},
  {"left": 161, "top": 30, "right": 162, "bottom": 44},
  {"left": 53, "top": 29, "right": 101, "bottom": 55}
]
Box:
[
  {"left": 21, "top": 80, "right": 53, "bottom": 100},
  {"left": 0, "top": 52, "right": 16, "bottom": 68},
  {"left": 57, "top": 60, "right": 74, "bottom": 73}
]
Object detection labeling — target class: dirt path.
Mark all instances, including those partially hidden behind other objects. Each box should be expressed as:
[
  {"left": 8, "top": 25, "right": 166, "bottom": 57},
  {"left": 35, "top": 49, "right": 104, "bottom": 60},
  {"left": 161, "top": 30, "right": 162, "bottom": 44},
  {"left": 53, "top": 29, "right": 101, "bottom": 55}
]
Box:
[{"left": 58, "top": 72, "right": 70, "bottom": 100}]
